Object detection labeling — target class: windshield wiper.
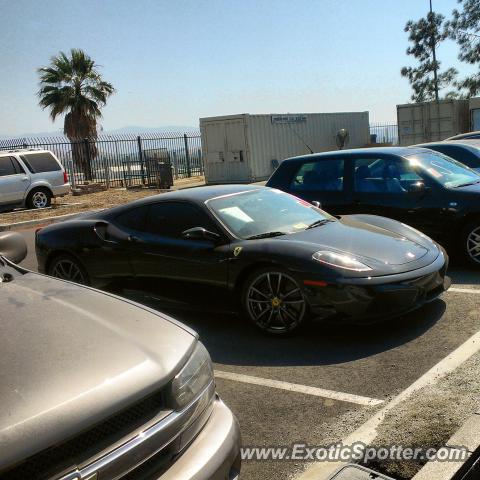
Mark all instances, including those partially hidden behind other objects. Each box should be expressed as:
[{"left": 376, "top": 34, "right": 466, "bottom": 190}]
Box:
[
  {"left": 306, "top": 219, "right": 333, "bottom": 229},
  {"left": 453, "top": 179, "right": 480, "bottom": 188},
  {"left": 246, "top": 231, "right": 287, "bottom": 240}
]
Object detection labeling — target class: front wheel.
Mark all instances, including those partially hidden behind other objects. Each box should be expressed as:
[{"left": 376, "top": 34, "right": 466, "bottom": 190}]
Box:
[
  {"left": 241, "top": 268, "right": 307, "bottom": 335},
  {"left": 463, "top": 222, "right": 480, "bottom": 268}
]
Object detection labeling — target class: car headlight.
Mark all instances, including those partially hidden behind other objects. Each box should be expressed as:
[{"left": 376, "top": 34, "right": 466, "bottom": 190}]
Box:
[
  {"left": 312, "top": 250, "right": 372, "bottom": 272},
  {"left": 168, "top": 342, "right": 214, "bottom": 410}
]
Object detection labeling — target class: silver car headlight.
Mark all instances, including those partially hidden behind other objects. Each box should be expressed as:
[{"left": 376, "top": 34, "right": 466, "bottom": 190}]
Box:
[
  {"left": 168, "top": 342, "right": 214, "bottom": 410},
  {"left": 312, "top": 250, "right": 372, "bottom": 272}
]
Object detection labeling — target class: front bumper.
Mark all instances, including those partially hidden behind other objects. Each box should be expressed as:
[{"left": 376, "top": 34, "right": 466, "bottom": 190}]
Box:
[
  {"left": 159, "top": 396, "right": 241, "bottom": 480},
  {"left": 303, "top": 251, "right": 450, "bottom": 324}
]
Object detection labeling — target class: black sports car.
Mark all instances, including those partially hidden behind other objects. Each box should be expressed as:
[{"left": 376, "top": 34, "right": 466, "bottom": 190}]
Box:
[{"left": 36, "top": 185, "right": 451, "bottom": 335}]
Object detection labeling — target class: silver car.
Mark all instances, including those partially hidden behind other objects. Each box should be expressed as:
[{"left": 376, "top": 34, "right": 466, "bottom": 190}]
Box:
[
  {"left": 0, "top": 232, "right": 241, "bottom": 480},
  {"left": 0, "top": 149, "right": 70, "bottom": 211}
]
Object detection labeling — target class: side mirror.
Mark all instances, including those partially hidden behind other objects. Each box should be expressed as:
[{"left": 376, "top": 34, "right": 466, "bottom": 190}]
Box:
[
  {"left": 408, "top": 182, "right": 428, "bottom": 194},
  {"left": 182, "top": 227, "right": 221, "bottom": 243},
  {"left": 0, "top": 232, "right": 27, "bottom": 264},
  {"left": 311, "top": 200, "right": 322, "bottom": 209}
]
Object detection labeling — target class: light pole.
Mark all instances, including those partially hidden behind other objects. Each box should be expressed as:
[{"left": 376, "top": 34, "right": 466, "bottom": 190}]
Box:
[{"left": 430, "top": 0, "right": 440, "bottom": 101}]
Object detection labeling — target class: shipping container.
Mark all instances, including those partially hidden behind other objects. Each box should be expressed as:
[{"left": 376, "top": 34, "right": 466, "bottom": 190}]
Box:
[
  {"left": 397, "top": 99, "right": 469, "bottom": 146},
  {"left": 200, "top": 112, "right": 370, "bottom": 184}
]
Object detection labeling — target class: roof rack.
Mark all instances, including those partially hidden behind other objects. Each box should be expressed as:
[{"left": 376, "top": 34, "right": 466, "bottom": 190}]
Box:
[{"left": 0, "top": 147, "right": 46, "bottom": 154}]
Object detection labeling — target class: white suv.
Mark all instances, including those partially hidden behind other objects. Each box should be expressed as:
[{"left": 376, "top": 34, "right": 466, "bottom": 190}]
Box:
[{"left": 0, "top": 149, "right": 70, "bottom": 211}]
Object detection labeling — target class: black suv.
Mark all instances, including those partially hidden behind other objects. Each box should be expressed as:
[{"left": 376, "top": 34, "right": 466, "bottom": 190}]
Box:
[{"left": 267, "top": 146, "right": 480, "bottom": 267}]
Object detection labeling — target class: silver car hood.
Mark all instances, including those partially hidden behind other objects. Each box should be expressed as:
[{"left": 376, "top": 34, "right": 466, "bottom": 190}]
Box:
[{"left": 0, "top": 272, "right": 196, "bottom": 470}]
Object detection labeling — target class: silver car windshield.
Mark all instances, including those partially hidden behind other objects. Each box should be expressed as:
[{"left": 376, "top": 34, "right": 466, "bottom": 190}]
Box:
[
  {"left": 207, "top": 188, "right": 334, "bottom": 239},
  {"left": 406, "top": 151, "right": 480, "bottom": 188}
]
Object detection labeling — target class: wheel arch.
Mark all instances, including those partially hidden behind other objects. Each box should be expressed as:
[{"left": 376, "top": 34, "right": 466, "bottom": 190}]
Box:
[{"left": 233, "top": 260, "right": 290, "bottom": 296}]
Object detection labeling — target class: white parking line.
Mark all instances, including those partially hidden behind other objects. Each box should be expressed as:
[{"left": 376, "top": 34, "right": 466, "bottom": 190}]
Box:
[
  {"left": 449, "top": 287, "right": 480, "bottom": 294},
  {"left": 296, "top": 328, "right": 480, "bottom": 479},
  {"left": 214, "top": 370, "right": 383, "bottom": 407}
]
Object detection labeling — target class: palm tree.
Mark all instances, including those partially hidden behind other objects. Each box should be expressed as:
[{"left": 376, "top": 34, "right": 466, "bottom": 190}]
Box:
[{"left": 37, "top": 49, "right": 114, "bottom": 181}]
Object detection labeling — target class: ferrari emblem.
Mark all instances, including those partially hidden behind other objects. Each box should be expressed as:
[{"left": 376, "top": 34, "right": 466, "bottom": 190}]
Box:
[{"left": 234, "top": 247, "right": 243, "bottom": 257}]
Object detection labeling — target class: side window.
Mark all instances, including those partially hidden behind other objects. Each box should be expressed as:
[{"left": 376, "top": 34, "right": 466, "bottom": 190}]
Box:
[
  {"left": 290, "top": 160, "right": 344, "bottom": 192},
  {"left": 145, "top": 202, "right": 219, "bottom": 237},
  {"left": 115, "top": 206, "right": 149, "bottom": 231},
  {"left": 354, "top": 157, "right": 423, "bottom": 193},
  {"left": 23, "top": 152, "right": 61, "bottom": 173},
  {"left": 0, "top": 157, "right": 18, "bottom": 177},
  {"left": 11, "top": 157, "right": 25, "bottom": 174}
]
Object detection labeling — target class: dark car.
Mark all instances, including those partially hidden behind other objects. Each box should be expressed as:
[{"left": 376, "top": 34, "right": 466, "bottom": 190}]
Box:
[
  {"left": 446, "top": 131, "right": 480, "bottom": 141},
  {"left": 0, "top": 232, "right": 241, "bottom": 480},
  {"left": 36, "top": 185, "right": 450, "bottom": 335},
  {"left": 266, "top": 147, "right": 480, "bottom": 267},
  {"left": 414, "top": 140, "right": 480, "bottom": 172}
]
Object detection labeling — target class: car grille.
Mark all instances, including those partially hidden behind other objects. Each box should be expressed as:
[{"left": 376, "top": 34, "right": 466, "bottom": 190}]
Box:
[{"left": 1, "top": 390, "right": 166, "bottom": 480}]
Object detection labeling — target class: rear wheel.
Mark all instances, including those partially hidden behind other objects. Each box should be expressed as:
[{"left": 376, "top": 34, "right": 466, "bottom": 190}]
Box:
[
  {"left": 241, "top": 267, "right": 306, "bottom": 335},
  {"left": 48, "top": 254, "right": 90, "bottom": 285},
  {"left": 463, "top": 222, "right": 480, "bottom": 268},
  {"left": 27, "top": 188, "right": 52, "bottom": 209}
]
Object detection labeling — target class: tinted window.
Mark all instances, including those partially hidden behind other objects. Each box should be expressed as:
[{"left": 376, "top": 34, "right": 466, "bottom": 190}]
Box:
[
  {"left": 23, "top": 152, "right": 61, "bottom": 173},
  {"left": 145, "top": 202, "right": 218, "bottom": 237},
  {"left": 115, "top": 206, "right": 149, "bottom": 231},
  {"left": 11, "top": 157, "right": 25, "bottom": 174},
  {"left": 354, "top": 157, "right": 423, "bottom": 193},
  {"left": 290, "top": 159, "right": 344, "bottom": 192},
  {"left": 0, "top": 157, "right": 18, "bottom": 177}
]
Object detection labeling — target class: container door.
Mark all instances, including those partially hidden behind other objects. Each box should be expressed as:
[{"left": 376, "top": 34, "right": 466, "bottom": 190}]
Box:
[
  {"left": 472, "top": 109, "right": 480, "bottom": 131},
  {"left": 203, "top": 120, "right": 249, "bottom": 183}
]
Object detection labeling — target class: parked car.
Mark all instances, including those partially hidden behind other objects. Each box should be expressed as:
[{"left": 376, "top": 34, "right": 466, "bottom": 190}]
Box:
[
  {"left": 0, "top": 231, "right": 241, "bottom": 480},
  {"left": 36, "top": 185, "right": 450, "bottom": 335},
  {"left": 266, "top": 146, "right": 480, "bottom": 267},
  {"left": 414, "top": 140, "right": 480, "bottom": 171},
  {"left": 0, "top": 149, "right": 70, "bottom": 211},
  {"left": 446, "top": 131, "right": 480, "bottom": 141}
]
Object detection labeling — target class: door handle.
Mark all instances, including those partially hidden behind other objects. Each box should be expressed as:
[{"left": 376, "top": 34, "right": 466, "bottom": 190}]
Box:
[
  {"left": 21, "top": 177, "right": 29, "bottom": 182},
  {"left": 128, "top": 235, "right": 140, "bottom": 243}
]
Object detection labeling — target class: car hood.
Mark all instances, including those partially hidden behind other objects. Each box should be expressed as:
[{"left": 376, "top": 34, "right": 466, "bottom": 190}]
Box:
[
  {"left": 276, "top": 218, "right": 435, "bottom": 271},
  {"left": 0, "top": 272, "right": 196, "bottom": 470}
]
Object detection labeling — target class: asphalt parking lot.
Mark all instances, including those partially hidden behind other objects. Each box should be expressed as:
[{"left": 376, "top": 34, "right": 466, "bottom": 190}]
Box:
[{"left": 17, "top": 227, "right": 480, "bottom": 480}]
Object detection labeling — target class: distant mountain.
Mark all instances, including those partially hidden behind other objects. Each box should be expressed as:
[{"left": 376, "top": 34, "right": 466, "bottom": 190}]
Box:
[{"left": 0, "top": 125, "right": 199, "bottom": 140}]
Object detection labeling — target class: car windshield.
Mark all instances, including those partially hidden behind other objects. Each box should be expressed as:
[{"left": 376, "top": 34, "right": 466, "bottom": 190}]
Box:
[
  {"left": 406, "top": 151, "right": 480, "bottom": 188},
  {"left": 207, "top": 188, "right": 333, "bottom": 239}
]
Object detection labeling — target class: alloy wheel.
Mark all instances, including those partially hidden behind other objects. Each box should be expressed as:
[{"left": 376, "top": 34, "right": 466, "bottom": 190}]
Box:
[
  {"left": 31, "top": 191, "right": 49, "bottom": 209},
  {"left": 467, "top": 226, "right": 480, "bottom": 265},
  {"left": 246, "top": 271, "right": 305, "bottom": 333},
  {"left": 51, "top": 258, "right": 87, "bottom": 284}
]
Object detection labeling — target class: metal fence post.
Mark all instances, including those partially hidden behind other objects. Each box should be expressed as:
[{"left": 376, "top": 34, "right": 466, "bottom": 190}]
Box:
[
  {"left": 137, "top": 136, "right": 146, "bottom": 185},
  {"left": 83, "top": 138, "right": 92, "bottom": 182},
  {"left": 184, "top": 134, "right": 191, "bottom": 177}
]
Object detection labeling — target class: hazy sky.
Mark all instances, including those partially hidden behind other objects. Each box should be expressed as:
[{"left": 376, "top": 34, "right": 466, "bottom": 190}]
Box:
[{"left": 0, "top": 0, "right": 474, "bottom": 136}]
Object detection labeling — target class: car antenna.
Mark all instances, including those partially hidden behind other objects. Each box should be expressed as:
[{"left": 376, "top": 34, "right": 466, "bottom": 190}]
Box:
[{"left": 287, "top": 123, "right": 314, "bottom": 154}]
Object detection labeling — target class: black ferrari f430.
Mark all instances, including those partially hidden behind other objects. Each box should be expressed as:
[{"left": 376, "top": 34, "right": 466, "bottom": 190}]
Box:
[{"left": 36, "top": 185, "right": 451, "bottom": 335}]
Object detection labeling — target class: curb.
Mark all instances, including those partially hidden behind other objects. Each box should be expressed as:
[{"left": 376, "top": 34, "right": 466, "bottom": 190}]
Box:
[
  {"left": 0, "top": 210, "right": 100, "bottom": 232},
  {"left": 0, "top": 179, "right": 206, "bottom": 232},
  {"left": 412, "top": 413, "right": 480, "bottom": 480}
]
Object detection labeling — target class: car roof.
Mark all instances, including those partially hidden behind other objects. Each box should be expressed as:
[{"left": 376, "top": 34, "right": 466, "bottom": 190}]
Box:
[
  {"left": 0, "top": 148, "right": 52, "bottom": 156},
  {"left": 414, "top": 140, "right": 480, "bottom": 150},
  {"left": 100, "top": 184, "right": 265, "bottom": 216},
  {"left": 281, "top": 146, "right": 429, "bottom": 163}
]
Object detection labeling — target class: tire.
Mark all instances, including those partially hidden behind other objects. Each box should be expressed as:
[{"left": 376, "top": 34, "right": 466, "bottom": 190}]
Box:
[
  {"left": 26, "top": 188, "right": 52, "bottom": 209},
  {"left": 240, "top": 267, "right": 307, "bottom": 335},
  {"left": 47, "top": 253, "right": 90, "bottom": 285},
  {"left": 462, "top": 222, "right": 480, "bottom": 268}
]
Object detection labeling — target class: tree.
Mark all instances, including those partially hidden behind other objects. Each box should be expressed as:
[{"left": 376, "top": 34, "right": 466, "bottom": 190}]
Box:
[
  {"left": 446, "top": 0, "right": 480, "bottom": 97},
  {"left": 401, "top": 6, "right": 458, "bottom": 102},
  {"left": 37, "top": 49, "right": 114, "bottom": 181}
]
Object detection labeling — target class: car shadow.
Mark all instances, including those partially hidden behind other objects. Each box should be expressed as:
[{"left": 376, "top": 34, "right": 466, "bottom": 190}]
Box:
[{"left": 128, "top": 290, "right": 446, "bottom": 367}]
